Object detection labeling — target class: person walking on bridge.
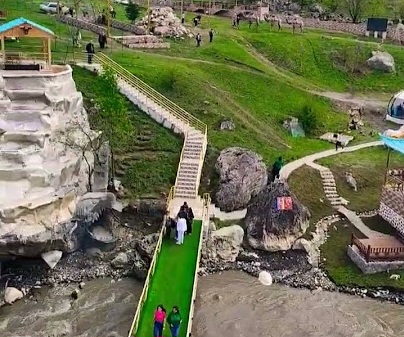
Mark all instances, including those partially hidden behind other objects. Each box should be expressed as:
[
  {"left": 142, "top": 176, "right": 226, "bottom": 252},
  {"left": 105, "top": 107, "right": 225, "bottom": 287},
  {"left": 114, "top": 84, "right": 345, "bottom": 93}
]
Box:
[
  {"left": 153, "top": 305, "right": 166, "bottom": 337},
  {"left": 176, "top": 211, "right": 187, "bottom": 245},
  {"left": 167, "top": 306, "right": 182, "bottom": 337}
]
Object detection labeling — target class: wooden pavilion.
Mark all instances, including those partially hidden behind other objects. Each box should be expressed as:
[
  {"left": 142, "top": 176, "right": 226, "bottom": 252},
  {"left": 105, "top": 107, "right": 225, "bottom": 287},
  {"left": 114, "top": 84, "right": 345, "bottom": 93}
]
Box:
[{"left": 0, "top": 17, "right": 55, "bottom": 70}]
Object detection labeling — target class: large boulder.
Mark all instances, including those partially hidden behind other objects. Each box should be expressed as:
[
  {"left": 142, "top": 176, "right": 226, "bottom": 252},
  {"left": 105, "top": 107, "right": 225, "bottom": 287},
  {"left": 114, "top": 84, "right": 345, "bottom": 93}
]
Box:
[
  {"left": 215, "top": 148, "right": 267, "bottom": 212},
  {"left": 202, "top": 225, "right": 244, "bottom": 262},
  {"left": 245, "top": 182, "right": 310, "bottom": 251},
  {"left": 367, "top": 51, "right": 395, "bottom": 73}
]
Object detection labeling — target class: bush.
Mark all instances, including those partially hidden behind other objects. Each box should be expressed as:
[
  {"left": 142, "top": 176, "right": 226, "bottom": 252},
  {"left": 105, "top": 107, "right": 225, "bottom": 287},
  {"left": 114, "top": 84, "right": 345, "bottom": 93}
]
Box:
[
  {"left": 125, "top": 2, "right": 141, "bottom": 23},
  {"left": 330, "top": 43, "right": 368, "bottom": 75},
  {"left": 296, "top": 105, "right": 321, "bottom": 136}
]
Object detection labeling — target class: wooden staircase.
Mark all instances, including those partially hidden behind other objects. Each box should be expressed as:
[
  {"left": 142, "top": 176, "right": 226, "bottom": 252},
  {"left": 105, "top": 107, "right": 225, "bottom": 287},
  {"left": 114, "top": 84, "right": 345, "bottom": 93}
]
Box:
[{"left": 72, "top": 53, "right": 208, "bottom": 217}]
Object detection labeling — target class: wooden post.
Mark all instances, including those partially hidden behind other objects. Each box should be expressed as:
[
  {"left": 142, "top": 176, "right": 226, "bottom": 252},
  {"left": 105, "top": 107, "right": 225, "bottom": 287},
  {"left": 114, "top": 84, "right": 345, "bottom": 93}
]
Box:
[
  {"left": 384, "top": 147, "right": 391, "bottom": 185},
  {"left": 1, "top": 36, "right": 5, "bottom": 67},
  {"left": 147, "top": 0, "right": 151, "bottom": 35},
  {"left": 366, "top": 245, "right": 371, "bottom": 262},
  {"left": 107, "top": 0, "right": 111, "bottom": 37},
  {"left": 47, "top": 37, "right": 51, "bottom": 66}
]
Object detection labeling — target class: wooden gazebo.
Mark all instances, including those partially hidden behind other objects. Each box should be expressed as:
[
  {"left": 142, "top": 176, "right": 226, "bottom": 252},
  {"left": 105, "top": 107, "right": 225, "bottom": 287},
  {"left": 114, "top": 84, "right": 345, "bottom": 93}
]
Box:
[{"left": 0, "top": 17, "right": 55, "bottom": 70}]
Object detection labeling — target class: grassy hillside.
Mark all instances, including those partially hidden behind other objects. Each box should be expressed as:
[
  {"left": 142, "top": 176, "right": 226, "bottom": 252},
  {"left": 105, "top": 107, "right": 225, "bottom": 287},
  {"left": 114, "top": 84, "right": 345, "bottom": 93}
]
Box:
[{"left": 72, "top": 66, "right": 182, "bottom": 198}]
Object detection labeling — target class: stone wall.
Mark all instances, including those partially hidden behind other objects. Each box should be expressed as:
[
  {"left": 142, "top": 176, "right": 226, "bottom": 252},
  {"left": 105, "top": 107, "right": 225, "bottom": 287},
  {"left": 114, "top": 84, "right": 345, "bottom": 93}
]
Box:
[
  {"left": 347, "top": 245, "right": 404, "bottom": 273},
  {"left": 379, "top": 201, "right": 404, "bottom": 235}
]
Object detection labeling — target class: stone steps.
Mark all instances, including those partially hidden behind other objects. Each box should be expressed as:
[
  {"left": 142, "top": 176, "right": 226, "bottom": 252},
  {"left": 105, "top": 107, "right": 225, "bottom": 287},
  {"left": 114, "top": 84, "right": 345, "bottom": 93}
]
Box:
[{"left": 319, "top": 169, "right": 349, "bottom": 207}]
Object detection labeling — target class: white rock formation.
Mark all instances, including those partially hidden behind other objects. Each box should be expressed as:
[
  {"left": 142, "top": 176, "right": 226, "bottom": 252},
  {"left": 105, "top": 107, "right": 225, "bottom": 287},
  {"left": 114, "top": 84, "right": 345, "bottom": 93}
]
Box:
[
  {"left": 367, "top": 51, "right": 396, "bottom": 73},
  {"left": 41, "top": 250, "right": 63, "bottom": 269},
  {"left": 4, "top": 287, "right": 24, "bottom": 304},
  {"left": 137, "top": 7, "right": 191, "bottom": 38},
  {"left": 202, "top": 225, "right": 244, "bottom": 262},
  {"left": 0, "top": 65, "right": 97, "bottom": 257},
  {"left": 258, "top": 271, "right": 273, "bottom": 286}
]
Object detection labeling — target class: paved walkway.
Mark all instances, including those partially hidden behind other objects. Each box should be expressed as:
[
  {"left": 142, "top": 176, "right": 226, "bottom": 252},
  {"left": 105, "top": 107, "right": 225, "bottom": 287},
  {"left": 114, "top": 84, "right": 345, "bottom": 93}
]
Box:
[
  {"left": 280, "top": 141, "right": 383, "bottom": 179},
  {"left": 280, "top": 140, "right": 384, "bottom": 238}
]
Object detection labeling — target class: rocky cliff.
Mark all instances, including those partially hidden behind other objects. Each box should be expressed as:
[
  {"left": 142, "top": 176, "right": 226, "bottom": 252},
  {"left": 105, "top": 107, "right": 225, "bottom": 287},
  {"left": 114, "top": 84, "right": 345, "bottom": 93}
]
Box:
[{"left": 0, "top": 65, "right": 97, "bottom": 257}]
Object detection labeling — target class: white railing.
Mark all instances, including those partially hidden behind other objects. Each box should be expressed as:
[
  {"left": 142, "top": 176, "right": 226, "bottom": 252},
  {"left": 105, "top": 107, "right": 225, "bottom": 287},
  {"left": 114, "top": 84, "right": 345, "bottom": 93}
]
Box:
[
  {"left": 185, "top": 193, "right": 210, "bottom": 336},
  {"left": 127, "top": 186, "right": 174, "bottom": 337}
]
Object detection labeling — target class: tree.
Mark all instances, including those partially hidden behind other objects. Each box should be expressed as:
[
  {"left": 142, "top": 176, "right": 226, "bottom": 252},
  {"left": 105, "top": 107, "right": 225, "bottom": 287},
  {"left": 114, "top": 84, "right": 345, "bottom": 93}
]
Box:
[
  {"left": 125, "top": 2, "right": 141, "bottom": 23},
  {"left": 62, "top": 122, "right": 102, "bottom": 192},
  {"left": 346, "top": 0, "right": 367, "bottom": 23},
  {"left": 366, "top": 0, "right": 388, "bottom": 17},
  {"left": 321, "top": 0, "right": 340, "bottom": 12},
  {"left": 92, "top": 67, "right": 133, "bottom": 179}
]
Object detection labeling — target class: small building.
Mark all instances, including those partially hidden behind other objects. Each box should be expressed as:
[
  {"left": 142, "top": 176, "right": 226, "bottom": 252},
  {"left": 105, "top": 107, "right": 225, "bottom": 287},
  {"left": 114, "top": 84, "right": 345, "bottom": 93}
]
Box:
[
  {"left": 0, "top": 17, "right": 55, "bottom": 71},
  {"left": 348, "top": 135, "right": 404, "bottom": 273},
  {"left": 386, "top": 90, "right": 404, "bottom": 124}
]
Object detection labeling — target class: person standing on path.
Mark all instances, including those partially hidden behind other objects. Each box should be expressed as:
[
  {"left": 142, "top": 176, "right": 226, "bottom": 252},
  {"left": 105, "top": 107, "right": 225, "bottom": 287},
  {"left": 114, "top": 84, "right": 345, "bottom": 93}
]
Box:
[
  {"left": 85, "top": 40, "right": 95, "bottom": 64},
  {"left": 167, "top": 306, "right": 182, "bottom": 337},
  {"left": 153, "top": 305, "right": 166, "bottom": 337},
  {"left": 195, "top": 33, "right": 202, "bottom": 47},
  {"left": 186, "top": 206, "right": 194, "bottom": 235},
  {"left": 176, "top": 213, "right": 187, "bottom": 245},
  {"left": 181, "top": 12, "right": 185, "bottom": 24},
  {"left": 271, "top": 156, "right": 284, "bottom": 182},
  {"left": 209, "top": 29, "right": 214, "bottom": 42}
]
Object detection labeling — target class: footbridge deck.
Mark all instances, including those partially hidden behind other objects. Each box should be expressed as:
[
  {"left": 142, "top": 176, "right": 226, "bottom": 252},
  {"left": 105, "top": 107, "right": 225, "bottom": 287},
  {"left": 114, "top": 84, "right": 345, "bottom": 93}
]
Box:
[{"left": 131, "top": 220, "right": 203, "bottom": 337}]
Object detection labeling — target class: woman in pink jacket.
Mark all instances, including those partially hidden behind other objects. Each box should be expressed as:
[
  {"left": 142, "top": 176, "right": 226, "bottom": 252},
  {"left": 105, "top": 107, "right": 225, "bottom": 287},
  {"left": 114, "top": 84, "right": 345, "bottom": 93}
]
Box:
[{"left": 153, "top": 304, "right": 166, "bottom": 337}]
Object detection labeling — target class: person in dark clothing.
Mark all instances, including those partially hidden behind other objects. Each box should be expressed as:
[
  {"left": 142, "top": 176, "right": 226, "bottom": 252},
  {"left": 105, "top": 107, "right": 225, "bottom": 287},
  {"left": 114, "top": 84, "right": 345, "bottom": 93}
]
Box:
[
  {"left": 195, "top": 33, "right": 202, "bottom": 47},
  {"left": 68, "top": 7, "right": 74, "bottom": 16},
  {"left": 248, "top": 18, "right": 253, "bottom": 28},
  {"left": 186, "top": 207, "right": 194, "bottom": 235},
  {"left": 86, "top": 41, "right": 95, "bottom": 64},
  {"left": 181, "top": 12, "right": 185, "bottom": 24},
  {"left": 165, "top": 217, "right": 177, "bottom": 239},
  {"left": 209, "top": 29, "right": 214, "bottom": 42},
  {"left": 193, "top": 17, "right": 198, "bottom": 27},
  {"left": 236, "top": 15, "right": 240, "bottom": 28},
  {"left": 98, "top": 33, "right": 107, "bottom": 49},
  {"left": 101, "top": 13, "right": 106, "bottom": 25},
  {"left": 334, "top": 133, "right": 343, "bottom": 151},
  {"left": 271, "top": 156, "right": 284, "bottom": 182}
]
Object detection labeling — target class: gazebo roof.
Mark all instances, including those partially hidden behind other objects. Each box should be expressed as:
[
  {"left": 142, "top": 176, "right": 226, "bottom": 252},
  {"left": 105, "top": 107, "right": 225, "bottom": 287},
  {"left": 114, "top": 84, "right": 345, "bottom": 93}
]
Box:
[
  {"left": 0, "top": 17, "right": 55, "bottom": 38},
  {"left": 381, "top": 134, "right": 404, "bottom": 155}
]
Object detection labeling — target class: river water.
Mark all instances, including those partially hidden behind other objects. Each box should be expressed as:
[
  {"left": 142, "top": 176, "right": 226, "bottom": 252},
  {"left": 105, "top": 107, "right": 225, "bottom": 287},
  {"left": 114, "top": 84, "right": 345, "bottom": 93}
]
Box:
[{"left": 1, "top": 271, "right": 404, "bottom": 337}]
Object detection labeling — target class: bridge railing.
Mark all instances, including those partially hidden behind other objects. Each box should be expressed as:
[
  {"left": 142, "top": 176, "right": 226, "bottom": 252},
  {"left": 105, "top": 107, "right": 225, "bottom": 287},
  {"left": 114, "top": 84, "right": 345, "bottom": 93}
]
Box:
[
  {"left": 185, "top": 192, "right": 211, "bottom": 336},
  {"left": 127, "top": 186, "right": 174, "bottom": 337},
  {"left": 93, "top": 52, "right": 207, "bottom": 135}
]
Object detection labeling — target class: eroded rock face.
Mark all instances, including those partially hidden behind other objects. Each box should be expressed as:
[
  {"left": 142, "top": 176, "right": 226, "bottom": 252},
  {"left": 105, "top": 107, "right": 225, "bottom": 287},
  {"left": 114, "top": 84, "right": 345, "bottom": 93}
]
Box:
[
  {"left": 245, "top": 182, "right": 310, "bottom": 252},
  {"left": 0, "top": 65, "right": 97, "bottom": 258},
  {"left": 367, "top": 51, "right": 396, "bottom": 73},
  {"left": 215, "top": 148, "right": 267, "bottom": 212},
  {"left": 133, "top": 233, "right": 159, "bottom": 262},
  {"left": 202, "top": 225, "right": 244, "bottom": 263}
]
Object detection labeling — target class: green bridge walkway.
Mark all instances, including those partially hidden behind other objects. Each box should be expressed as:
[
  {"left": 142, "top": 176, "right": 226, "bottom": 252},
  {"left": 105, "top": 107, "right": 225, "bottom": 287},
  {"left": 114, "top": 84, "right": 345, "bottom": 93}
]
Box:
[{"left": 132, "top": 220, "right": 203, "bottom": 337}]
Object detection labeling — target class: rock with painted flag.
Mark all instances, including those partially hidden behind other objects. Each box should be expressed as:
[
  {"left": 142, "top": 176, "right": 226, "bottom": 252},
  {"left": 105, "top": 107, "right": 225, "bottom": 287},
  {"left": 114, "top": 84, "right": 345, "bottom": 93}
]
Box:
[{"left": 277, "top": 196, "right": 293, "bottom": 210}]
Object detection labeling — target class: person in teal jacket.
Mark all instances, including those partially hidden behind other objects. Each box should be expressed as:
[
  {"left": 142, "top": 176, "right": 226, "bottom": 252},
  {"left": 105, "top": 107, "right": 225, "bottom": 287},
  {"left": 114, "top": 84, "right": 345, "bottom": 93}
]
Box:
[
  {"left": 167, "top": 306, "right": 182, "bottom": 337},
  {"left": 271, "top": 156, "right": 284, "bottom": 182}
]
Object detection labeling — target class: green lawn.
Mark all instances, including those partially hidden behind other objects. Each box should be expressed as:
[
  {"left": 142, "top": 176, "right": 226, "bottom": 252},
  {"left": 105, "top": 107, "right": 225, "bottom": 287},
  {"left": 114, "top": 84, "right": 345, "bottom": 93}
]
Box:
[
  {"left": 317, "top": 147, "right": 404, "bottom": 212},
  {"left": 134, "top": 220, "right": 202, "bottom": 337}
]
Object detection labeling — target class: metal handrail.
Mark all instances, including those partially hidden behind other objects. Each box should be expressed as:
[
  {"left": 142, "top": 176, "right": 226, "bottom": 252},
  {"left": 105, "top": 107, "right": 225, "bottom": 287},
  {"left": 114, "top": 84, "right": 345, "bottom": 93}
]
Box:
[
  {"left": 127, "top": 186, "right": 175, "bottom": 337},
  {"left": 94, "top": 53, "right": 207, "bottom": 134}
]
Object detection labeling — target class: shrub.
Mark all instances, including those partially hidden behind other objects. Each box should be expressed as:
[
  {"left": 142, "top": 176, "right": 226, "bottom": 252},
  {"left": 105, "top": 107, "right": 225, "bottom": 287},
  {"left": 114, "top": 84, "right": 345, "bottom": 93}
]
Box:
[
  {"left": 125, "top": 2, "right": 141, "bottom": 23},
  {"left": 296, "top": 104, "right": 321, "bottom": 136}
]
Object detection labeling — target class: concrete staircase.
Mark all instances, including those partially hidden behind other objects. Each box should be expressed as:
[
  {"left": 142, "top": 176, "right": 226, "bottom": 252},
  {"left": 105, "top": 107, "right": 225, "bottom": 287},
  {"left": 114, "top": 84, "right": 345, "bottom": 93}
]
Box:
[
  {"left": 319, "top": 169, "right": 349, "bottom": 207},
  {"left": 74, "top": 53, "right": 208, "bottom": 218}
]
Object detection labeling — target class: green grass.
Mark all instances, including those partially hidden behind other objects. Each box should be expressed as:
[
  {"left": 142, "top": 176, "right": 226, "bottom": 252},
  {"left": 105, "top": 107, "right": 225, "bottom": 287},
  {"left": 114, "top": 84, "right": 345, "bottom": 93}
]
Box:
[
  {"left": 361, "top": 215, "right": 397, "bottom": 236},
  {"left": 288, "top": 165, "right": 334, "bottom": 238},
  {"left": 72, "top": 66, "right": 182, "bottom": 197},
  {"left": 317, "top": 147, "right": 404, "bottom": 212},
  {"left": 321, "top": 220, "right": 404, "bottom": 291},
  {"left": 134, "top": 221, "right": 202, "bottom": 337},
  {"left": 239, "top": 26, "right": 404, "bottom": 93}
]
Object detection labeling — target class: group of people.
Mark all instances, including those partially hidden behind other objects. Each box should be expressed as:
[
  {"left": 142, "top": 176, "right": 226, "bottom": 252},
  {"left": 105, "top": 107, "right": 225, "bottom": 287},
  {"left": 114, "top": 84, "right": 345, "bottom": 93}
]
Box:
[
  {"left": 153, "top": 305, "right": 182, "bottom": 337},
  {"left": 195, "top": 29, "right": 215, "bottom": 47},
  {"left": 166, "top": 202, "right": 194, "bottom": 245}
]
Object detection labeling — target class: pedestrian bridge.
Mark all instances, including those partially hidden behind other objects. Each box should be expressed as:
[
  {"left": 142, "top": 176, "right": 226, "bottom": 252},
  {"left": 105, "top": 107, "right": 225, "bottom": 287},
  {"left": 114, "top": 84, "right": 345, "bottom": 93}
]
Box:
[{"left": 60, "top": 52, "right": 211, "bottom": 337}]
